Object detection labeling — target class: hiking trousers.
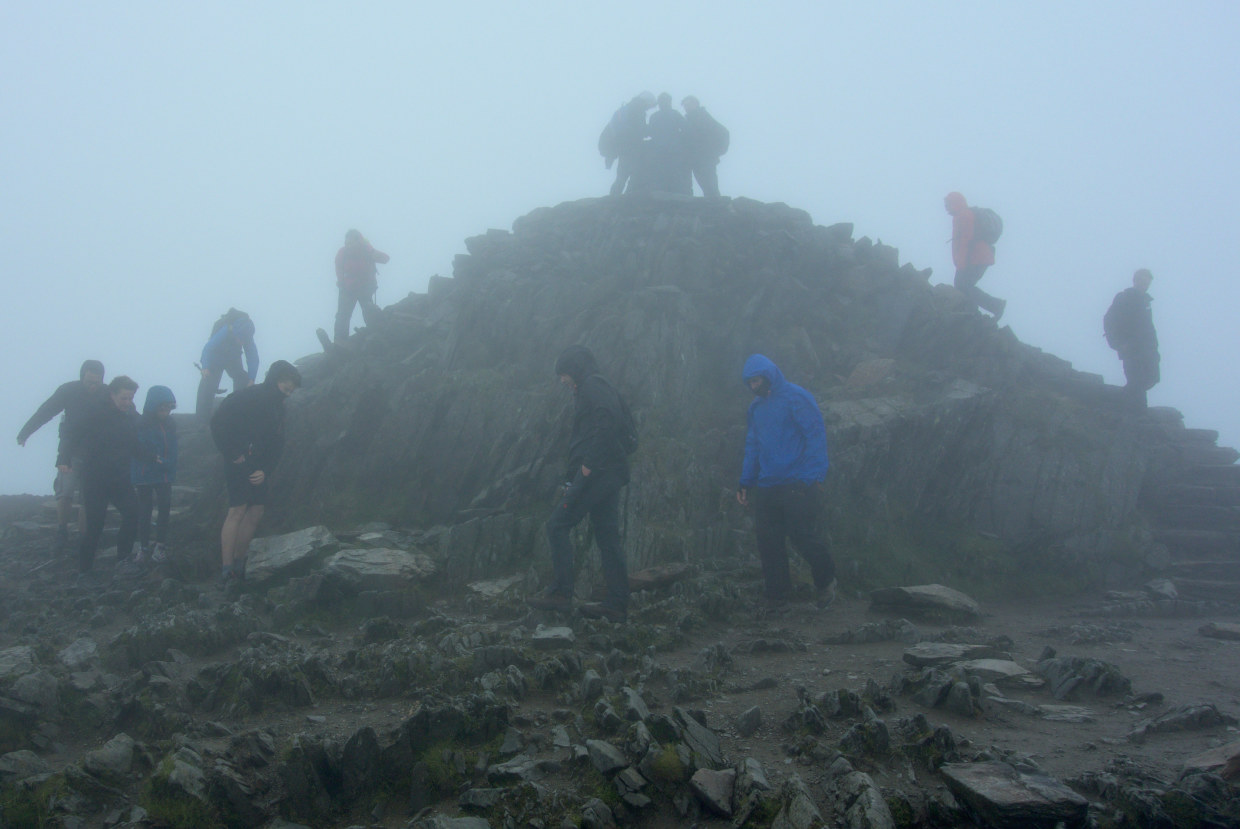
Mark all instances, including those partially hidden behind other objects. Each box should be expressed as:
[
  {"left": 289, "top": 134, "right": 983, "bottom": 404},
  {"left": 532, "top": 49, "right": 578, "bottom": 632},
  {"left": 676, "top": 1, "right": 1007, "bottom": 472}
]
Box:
[
  {"left": 79, "top": 472, "right": 138, "bottom": 572},
  {"left": 335, "top": 284, "right": 381, "bottom": 341},
  {"left": 136, "top": 482, "right": 172, "bottom": 548},
  {"left": 954, "top": 265, "right": 1003, "bottom": 315},
  {"left": 197, "top": 358, "right": 248, "bottom": 421},
  {"left": 753, "top": 482, "right": 834, "bottom": 600},
  {"left": 546, "top": 468, "right": 628, "bottom": 610},
  {"left": 1122, "top": 348, "right": 1160, "bottom": 410},
  {"left": 690, "top": 156, "right": 720, "bottom": 198}
]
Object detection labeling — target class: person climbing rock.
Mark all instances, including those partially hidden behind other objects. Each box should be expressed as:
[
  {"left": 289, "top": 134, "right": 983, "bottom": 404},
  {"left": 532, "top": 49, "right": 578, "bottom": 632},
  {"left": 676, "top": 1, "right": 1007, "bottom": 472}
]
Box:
[
  {"left": 197, "top": 309, "right": 258, "bottom": 421},
  {"left": 945, "top": 191, "right": 1006, "bottom": 320},
  {"left": 334, "top": 229, "right": 390, "bottom": 342}
]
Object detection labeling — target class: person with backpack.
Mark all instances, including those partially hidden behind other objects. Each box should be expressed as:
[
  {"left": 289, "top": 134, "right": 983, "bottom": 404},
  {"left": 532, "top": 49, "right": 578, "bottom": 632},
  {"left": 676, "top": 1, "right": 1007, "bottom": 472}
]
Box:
[
  {"left": 601, "top": 91, "right": 656, "bottom": 196},
  {"left": 131, "top": 385, "right": 177, "bottom": 565},
  {"left": 736, "top": 354, "right": 836, "bottom": 610},
  {"left": 528, "top": 345, "right": 635, "bottom": 622},
  {"left": 1103, "top": 268, "right": 1160, "bottom": 410},
  {"left": 197, "top": 309, "right": 258, "bottom": 421},
  {"left": 16, "top": 359, "right": 107, "bottom": 555},
  {"left": 945, "top": 191, "right": 1006, "bottom": 320},
  {"left": 210, "top": 360, "right": 301, "bottom": 585},
  {"left": 681, "top": 95, "right": 729, "bottom": 198},
  {"left": 646, "top": 92, "right": 691, "bottom": 195},
  {"left": 334, "top": 229, "right": 390, "bottom": 342}
]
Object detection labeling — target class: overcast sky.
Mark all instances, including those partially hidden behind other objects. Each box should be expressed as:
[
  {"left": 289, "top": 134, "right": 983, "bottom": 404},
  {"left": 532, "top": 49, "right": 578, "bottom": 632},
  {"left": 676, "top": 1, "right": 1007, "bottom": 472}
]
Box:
[{"left": 3, "top": 1, "right": 1238, "bottom": 494}]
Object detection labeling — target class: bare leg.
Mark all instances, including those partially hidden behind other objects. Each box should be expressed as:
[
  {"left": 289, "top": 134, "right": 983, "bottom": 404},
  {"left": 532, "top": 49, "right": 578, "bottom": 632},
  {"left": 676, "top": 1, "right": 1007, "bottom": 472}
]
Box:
[
  {"left": 220, "top": 505, "right": 248, "bottom": 570},
  {"left": 233, "top": 506, "right": 265, "bottom": 575}
]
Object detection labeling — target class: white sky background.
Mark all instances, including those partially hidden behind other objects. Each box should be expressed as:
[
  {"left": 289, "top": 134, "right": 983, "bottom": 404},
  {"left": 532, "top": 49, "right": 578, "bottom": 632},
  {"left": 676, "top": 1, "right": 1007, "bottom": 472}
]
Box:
[{"left": 3, "top": 1, "right": 1238, "bottom": 494}]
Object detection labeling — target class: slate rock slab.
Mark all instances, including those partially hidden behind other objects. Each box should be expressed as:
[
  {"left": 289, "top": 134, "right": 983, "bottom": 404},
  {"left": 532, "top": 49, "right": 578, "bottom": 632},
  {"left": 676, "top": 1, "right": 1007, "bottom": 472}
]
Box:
[
  {"left": 958, "top": 658, "right": 1035, "bottom": 686},
  {"left": 1198, "top": 621, "right": 1240, "bottom": 641},
  {"left": 1183, "top": 739, "right": 1240, "bottom": 781},
  {"left": 689, "top": 767, "right": 736, "bottom": 817},
  {"left": 323, "top": 547, "right": 436, "bottom": 591},
  {"left": 530, "top": 625, "right": 575, "bottom": 650},
  {"left": 902, "top": 642, "right": 1004, "bottom": 668},
  {"left": 467, "top": 575, "right": 524, "bottom": 599},
  {"left": 941, "top": 761, "right": 1088, "bottom": 828},
  {"left": 871, "top": 584, "right": 981, "bottom": 621},
  {"left": 247, "top": 526, "right": 338, "bottom": 583},
  {"left": 0, "top": 646, "right": 36, "bottom": 682}
]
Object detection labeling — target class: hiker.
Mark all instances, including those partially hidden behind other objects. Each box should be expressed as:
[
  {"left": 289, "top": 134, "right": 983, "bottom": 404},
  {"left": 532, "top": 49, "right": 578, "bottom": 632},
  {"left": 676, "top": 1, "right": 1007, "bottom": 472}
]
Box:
[
  {"left": 73, "top": 376, "right": 143, "bottom": 574},
  {"left": 131, "top": 386, "right": 178, "bottom": 564},
  {"left": 1104, "top": 268, "right": 1160, "bottom": 410},
  {"left": 16, "top": 359, "right": 107, "bottom": 555},
  {"left": 197, "top": 308, "right": 258, "bottom": 421},
  {"left": 646, "top": 92, "right": 691, "bottom": 195},
  {"left": 601, "top": 91, "right": 656, "bottom": 196},
  {"left": 334, "top": 229, "right": 390, "bottom": 342},
  {"left": 528, "top": 345, "right": 634, "bottom": 622},
  {"left": 210, "top": 360, "right": 301, "bottom": 585},
  {"left": 736, "top": 354, "right": 836, "bottom": 609},
  {"left": 945, "top": 191, "right": 1006, "bottom": 320},
  {"left": 681, "top": 96, "right": 729, "bottom": 198}
]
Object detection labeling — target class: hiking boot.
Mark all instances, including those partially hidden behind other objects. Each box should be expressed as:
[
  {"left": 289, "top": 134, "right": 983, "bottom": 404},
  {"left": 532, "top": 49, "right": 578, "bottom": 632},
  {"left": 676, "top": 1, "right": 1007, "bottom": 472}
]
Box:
[
  {"left": 150, "top": 543, "right": 168, "bottom": 564},
  {"left": 815, "top": 578, "right": 838, "bottom": 610},
  {"left": 527, "top": 589, "right": 572, "bottom": 612},
  {"left": 579, "top": 603, "right": 627, "bottom": 623},
  {"left": 52, "top": 525, "right": 69, "bottom": 557}
]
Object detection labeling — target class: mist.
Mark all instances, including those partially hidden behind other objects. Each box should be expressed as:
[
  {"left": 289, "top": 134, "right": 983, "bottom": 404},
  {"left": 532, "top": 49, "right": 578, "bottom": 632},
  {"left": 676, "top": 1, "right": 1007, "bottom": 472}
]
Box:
[{"left": 4, "top": 1, "right": 1238, "bottom": 494}]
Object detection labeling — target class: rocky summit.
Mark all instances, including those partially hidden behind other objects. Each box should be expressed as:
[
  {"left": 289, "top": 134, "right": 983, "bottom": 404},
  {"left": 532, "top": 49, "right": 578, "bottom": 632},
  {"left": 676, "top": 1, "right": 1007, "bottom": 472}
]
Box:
[{"left": 1, "top": 195, "right": 1238, "bottom": 827}]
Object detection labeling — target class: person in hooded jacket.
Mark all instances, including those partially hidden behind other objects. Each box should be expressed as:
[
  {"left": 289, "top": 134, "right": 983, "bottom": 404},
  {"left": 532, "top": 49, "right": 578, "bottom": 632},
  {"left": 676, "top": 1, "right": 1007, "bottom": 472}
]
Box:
[
  {"left": 334, "top": 229, "right": 390, "bottom": 342},
  {"left": 528, "top": 345, "right": 632, "bottom": 622},
  {"left": 71, "top": 376, "right": 144, "bottom": 574},
  {"left": 737, "top": 354, "right": 836, "bottom": 608},
  {"left": 607, "top": 91, "right": 657, "bottom": 196},
  {"left": 197, "top": 310, "right": 259, "bottom": 421},
  {"left": 210, "top": 360, "right": 301, "bottom": 584},
  {"left": 131, "top": 386, "right": 178, "bottom": 564},
  {"left": 945, "top": 191, "right": 1005, "bottom": 320}
]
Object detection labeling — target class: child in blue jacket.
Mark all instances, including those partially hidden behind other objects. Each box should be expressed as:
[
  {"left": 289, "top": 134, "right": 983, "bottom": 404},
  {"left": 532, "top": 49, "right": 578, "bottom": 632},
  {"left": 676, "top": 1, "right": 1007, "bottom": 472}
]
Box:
[{"left": 131, "top": 386, "right": 178, "bottom": 563}]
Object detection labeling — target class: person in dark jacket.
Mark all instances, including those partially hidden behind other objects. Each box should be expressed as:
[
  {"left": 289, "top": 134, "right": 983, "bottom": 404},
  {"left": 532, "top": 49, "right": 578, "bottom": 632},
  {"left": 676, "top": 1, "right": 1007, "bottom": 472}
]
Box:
[
  {"left": 334, "top": 229, "right": 391, "bottom": 342},
  {"left": 528, "top": 346, "right": 632, "bottom": 622},
  {"left": 945, "top": 191, "right": 1005, "bottom": 320},
  {"left": 607, "top": 91, "right": 656, "bottom": 196},
  {"left": 737, "top": 355, "right": 836, "bottom": 608},
  {"left": 210, "top": 360, "right": 301, "bottom": 583},
  {"left": 16, "top": 359, "right": 106, "bottom": 554},
  {"left": 131, "top": 386, "right": 178, "bottom": 564},
  {"left": 1104, "top": 268, "right": 1160, "bottom": 410},
  {"left": 73, "top": 376, "right": 143, "bottom": 574},
  {"left": 647, "top": 92, "right": 691, "bottom": 195},
  {"left": 197, "top": 309, "right": 259, "bottom": 421},
  {"left": 681, "top": 96, "right": 727, "bottom": 198}
]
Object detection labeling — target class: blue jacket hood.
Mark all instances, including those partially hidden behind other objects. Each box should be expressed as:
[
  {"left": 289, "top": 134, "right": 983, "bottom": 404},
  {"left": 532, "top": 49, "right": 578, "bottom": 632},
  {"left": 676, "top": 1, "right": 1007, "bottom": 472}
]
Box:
[
  {"left": 142, "top": 386, "right": 177, "bottom": 417},
  {"left": 742, "top": 354, "right": 786, "bottom": 391}
]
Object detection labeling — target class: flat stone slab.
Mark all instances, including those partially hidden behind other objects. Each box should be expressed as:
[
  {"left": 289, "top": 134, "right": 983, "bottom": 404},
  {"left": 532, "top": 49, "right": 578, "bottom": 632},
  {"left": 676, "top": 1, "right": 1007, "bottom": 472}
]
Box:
[
  {"left": 941, "top": 761, "right": 1088, "bottom": 828},
  {"left": 1183, "top": 739, "right": 1240, "bottom": 781},
  {"left": 0, "top": 646, "right": 36, "bottom": 682},
  {"left": 870, "top": 584, "right": 981, "bottom": 620},
  {"left": 903, "top": 643, "right": 1003, "bottom": 668},
  {"left": 958, "top": 659, "right": 1033, "bottom": 684},
  {"left": 1037, "top": 705, "right": 1095, "bottom": 723},
  {"left": 248, "top": 525, "right": 338, "bottom": 583},
  {"left": 467, "top": 575, "right": 524, "bottom": 599},
  {"left": 530, "top": 625, "right": 575, "bottom": 650},
  {"left": 1198, "top": 621, "right": 1240, "bottom": 641},
  {"left": 322, "top": 548, "right": 436, "bottom": 591}
]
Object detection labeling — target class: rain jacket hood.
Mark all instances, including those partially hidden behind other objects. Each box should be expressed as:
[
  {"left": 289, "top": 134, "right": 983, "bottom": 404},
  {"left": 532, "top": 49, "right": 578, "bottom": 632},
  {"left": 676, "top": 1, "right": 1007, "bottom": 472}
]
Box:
[
  {"left": 742, "top": 354, "right": 786, "bottom": 393},
  {"left": 141, "top": 386, "right": 176, "bottom": 418},
  {"left": 555, "top": 345, "right": 599, "bottom": 385},
  {"left": 945, "top": 191, "right": 968, "bottom": 214},
  {"left": 739, "top": 354, "right": 829, "bottom": 488}
]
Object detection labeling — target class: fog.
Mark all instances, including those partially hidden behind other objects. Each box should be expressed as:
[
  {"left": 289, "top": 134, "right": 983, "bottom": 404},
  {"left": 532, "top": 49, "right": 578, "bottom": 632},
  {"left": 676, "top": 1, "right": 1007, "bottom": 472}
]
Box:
[{"left": 3, "top": 1, "right": 1237, "bottom": 494}]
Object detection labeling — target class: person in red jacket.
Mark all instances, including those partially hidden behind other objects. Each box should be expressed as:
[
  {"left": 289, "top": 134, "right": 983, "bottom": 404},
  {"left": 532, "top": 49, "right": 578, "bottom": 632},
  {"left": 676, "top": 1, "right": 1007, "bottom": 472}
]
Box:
[
  {"left": 334, "top": 229, "right": 390, "bottom": 342},
  {"left": 945, "top": 191, "right": 1005, "bottom": 321}
]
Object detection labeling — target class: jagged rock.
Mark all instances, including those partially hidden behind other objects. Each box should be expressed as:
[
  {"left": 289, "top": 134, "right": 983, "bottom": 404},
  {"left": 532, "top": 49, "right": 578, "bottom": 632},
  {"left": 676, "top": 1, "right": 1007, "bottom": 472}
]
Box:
[
  {"left": 902, "top": 642, "right": 1006, "bottom": 668},
  {"left": 0, "top": 749, "right": 52, "bottom": 783},
  {"left": 579, "top": 669, "right": 603, "bottom": 702},
  {"left": 736, "top": 705, "right": 762, "bottom": 737},
  {"left": 459, "top": 786, "right": 504, "bottom": 811},
  {"left": 466, "top": 575, "right": 523, "bottom": 598},
  {"left": 943, "top": 682, "right": 977, "bottom": 718},
  {"left": 1035, "top": 653, "right": 1131, "bottom": 700},
  {"left": 638, "top": 742, "right": 691, "bottom": 785},
  {"left": 673, "top": 706, "right": 724, "bottom": 770},
  {"left": 689, "top": 767, "right": 736, "bottom": 817},
  {"left": 1183, "top": 740, "right": 1240, "bottom": 781},
  {"left": 10, "top": 670, "right": 58, "bottom": 709},
  {"left": 82, "top": 732, "right": 137, "bottom": 782},
  {"left": 871, "top": 585, "right": 981, "bottom": 621},
  {"left": 415, "top": 816, "right": 493, "bottom": 829},
  {"left": 615, "top": 766, "right": 647, "bottom": 794},
  {"left": 839, "top": 715, "right": 890, "bottom": 757},
  {"left": 530, "top": 625, "right": 575, "bottom": 650},
  {"left": 322, "top": 547, "right": 436, "bottom": 591},
  {"left": 1145, "top": 578, "right": 1178, "bottom": 600},
  {"left": 838, "top": 770, "right": 896, "bottom": 829},
  {"left": 941, "top": 761, "right": 1088, "bottom": 828},
  {"left": 487, "top": 754, "right": 539, "bottom": 783},
  {"left": 580, "top": 797, "right": 617, "bottom": 829},
  {"left": 956, "top": 659, "right": 1033, "bottom": 686},
  {"left": 58, "top": 637, "right": 99, "bottom": 671},
  {"left": 771, "top": 776, "right": 824, "bottom": 829},
  {"left": 1198, "top": 621, "right": 1240, "bottom": 640},
  {"left": 1129, "top": 703, "right": 1239, "bottom": 742},
  {"left": 0, "top": 645, "right": 36, "bottom": 681},
  {"left": 586, "top": 739, "right": 627, "bottom": 775},
  {"left": 620, "top": 687, "right": 650, "bottom": 721},
  {"left": 246, "top": 525, "right": 338, "bottom": 584}
]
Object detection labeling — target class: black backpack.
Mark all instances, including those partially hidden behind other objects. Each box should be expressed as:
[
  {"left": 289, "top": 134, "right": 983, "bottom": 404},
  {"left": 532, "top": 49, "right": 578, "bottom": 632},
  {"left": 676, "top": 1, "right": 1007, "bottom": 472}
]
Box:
[
  {"left": 710, "top": 116, "right": 730, "bottom": 157},
  {"left": 211, "top": 308, "right": 250, "bottom": 337},
  {"left": 973, "top": 207, "right": 1003, "bottom": 245},
  {"left": 598, "top": 106, "right": 623, "bottom": 158}
]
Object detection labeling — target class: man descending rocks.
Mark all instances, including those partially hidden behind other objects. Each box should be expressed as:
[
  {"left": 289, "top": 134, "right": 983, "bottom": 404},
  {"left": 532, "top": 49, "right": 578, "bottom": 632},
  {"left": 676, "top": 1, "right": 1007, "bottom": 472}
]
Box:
[
  {"left": 945, "top": 191, "right": 1005, "bottom": 320},
  {"left": 334, "top": 229, "right": 390, "bottom": 342},
  {"left": 1104, "top": 268, "right": 1160, "bottom": 410},
  {"left": 529, "top": 346, "right": 634, "bottom": 623},
  {"left": 16, "top": 359, "right": 106, "bottom": 555},
  {"left": 197, "top": 308, "right": 259, "bottom": 422},
  {"left": 210, "top": 360, "right": 301, "bottom": 585},
  {"left": 682, "top": 95, "right": 729, "bottom": 198},
  {"left": 73, "top": 376, "right": 143, "bottom": 574},
  {"left": 736, "top": 354, "right": 836, "bottom": 609}
]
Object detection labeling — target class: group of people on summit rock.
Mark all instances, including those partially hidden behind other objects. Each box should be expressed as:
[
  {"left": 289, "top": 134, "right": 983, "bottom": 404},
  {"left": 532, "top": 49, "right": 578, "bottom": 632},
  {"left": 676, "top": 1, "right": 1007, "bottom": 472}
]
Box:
[{"left": 600, "top": 91, "right": 729, "bottom": 198}]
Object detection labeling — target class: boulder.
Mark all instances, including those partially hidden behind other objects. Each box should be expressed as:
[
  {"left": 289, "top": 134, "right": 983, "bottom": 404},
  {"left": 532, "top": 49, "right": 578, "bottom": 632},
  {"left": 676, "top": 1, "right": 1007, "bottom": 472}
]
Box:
[
  {"left": 58, "top": 637, "right": 99, "bottom": 671},
  {"left": 585, "top": 739, "right": 627, "bottom": 775},
  {"left": 902, "top": 642, "right": 1004, "bottom": 668},
  {"left": 247, "top": 525, "right": 338, "bottom": 584},
  {"left": 322, "top": 547, "right": 436, "bottom": 591},
  {"left": 0, "top": 645, "right": 36, "bottom": 681},
  {"left": 689, "top": 767, "right": 736, "bottom": 817},
  {"left": 871, "top": 584, "right": 982, "bottom": 621},
  {"left": 941, "top": 761, "right": 1088, "bottom": 828},
  {"left": 0, "top": 749, "right": 52, "bottom": 783},
  {"left": 1183, "top": 739, "right": 1240, "bottom": 781},
  {"left": 1198, "top": 621, "right": 1240, "bottom": 641},
  {"left": 530, "top": 625, "right": 574, "bottom": 650}
]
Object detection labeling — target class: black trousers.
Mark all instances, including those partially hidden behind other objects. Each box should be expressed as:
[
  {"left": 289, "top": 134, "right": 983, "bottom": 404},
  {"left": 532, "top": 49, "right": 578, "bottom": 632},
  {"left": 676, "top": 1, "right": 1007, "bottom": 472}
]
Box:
[
  {"left": 546, "top": 469, "right": 628, "bottom": 610},
  {"left": 79, "top": 473, "right": 138, "bottom": 571},
  {"left": 136, "top": 482, "right": 171, "bottom": 548},
  {"left": 1121, "top": 348, "right": 1160, "bottom": 410},
  {"left": 753, "top": 482, "right": 834, "bottom": 600},
  {"left": 196, "top": 357, "right": 248, "bottom": 420},
  {"left": 335, "top": 285, "right": 382, "bottom": 341},
  {"left": 690, "top": 157, "right": 720, "bottom": 198},
  {"left": 954, "top": 265, "right": 1003, "bottom": 315}
]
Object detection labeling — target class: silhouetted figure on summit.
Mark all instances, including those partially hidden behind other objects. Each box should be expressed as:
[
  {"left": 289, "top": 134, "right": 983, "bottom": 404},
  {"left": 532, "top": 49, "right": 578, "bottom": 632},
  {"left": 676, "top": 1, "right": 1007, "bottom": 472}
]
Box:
[
  {"left": 599, "top": 92, "right": 656, "bottom": 196},
  {"left": 1104, "top": 268, "right": 1160, "bottom": 411},
  {"left": 197, "top": 308, "right": 258, "bottom": 422},
  {"left": 945, "top": 191, "right": 1006, "bottom": 321},
  {"left": 335, "top": 229, "right": 390, "bottom": 342},
  {"left": 682, "top": 96, "right": 729, "bottom": 198},
  {"left": 646, "top": 93, "right": 691, "bottom": 196}
]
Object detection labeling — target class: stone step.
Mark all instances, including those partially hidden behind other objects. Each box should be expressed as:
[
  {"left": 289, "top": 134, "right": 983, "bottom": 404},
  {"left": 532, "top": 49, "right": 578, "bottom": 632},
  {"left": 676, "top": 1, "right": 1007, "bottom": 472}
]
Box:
[
  {"left": 1173, "top": 445, "right": 1240, "bottom": 466},
  {"left": 1170, "top": 578, "right": 1240, "bottom": 603},
  {"left": 1187, "top": 464, "right": 1240, "bottom": 487},
  {"left": 1154, "top": 529, "right": 1240, "bottom": 558},
  {"left": 1165, "top": 560, "right": 1240, "bottom": 581},
  {"left": 1154, "top": 485, "right": 1240, "bottom": 508},
  {"left": 1149, "top": 504, "right": 1240, "bottom": 531}
]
